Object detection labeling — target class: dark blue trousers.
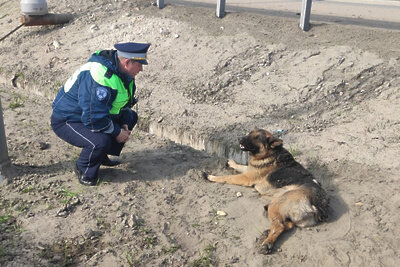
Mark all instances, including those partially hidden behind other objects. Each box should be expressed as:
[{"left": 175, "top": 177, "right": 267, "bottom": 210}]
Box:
[{"left": 51, "top": 110, "right": 137, "bottom": 179}]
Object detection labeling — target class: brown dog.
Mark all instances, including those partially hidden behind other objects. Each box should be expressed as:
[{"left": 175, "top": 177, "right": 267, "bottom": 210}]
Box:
[{"left": 207, "top": 128, "right": 329, "bottom": 254}]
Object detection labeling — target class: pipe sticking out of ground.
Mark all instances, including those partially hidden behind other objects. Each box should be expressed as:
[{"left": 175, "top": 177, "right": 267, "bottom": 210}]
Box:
[
  {"left": 0, "top": 13, "right": 73, "bottom": 42},
  {"left": 21, "top": 13, "right": 73, "bottom": 26}
]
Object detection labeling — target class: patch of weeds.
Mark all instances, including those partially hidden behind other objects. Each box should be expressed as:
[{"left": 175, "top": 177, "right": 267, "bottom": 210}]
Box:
[
  {"left": 162, "top": 244, "right": 181, "bottom": 255},
  {"left": 139, "top": 113, "right": 151, "bottom": 123},
  {"left": 96, "top": 216, "right": 110, "bottom": 230},
  {"left": 38, "top": 247, "right": 52, "bottom": 260},
  {"left": 14, "top": 202, "right": 29, "bottom": 214},
  {"left": 137, "top": 113, "right": 151, "bottom": 130},
  {"left": 39, "top": 237, "right": 103, "bottom": 266},
  {"left": 0, "top": 215, "right": 12, "bottom": 224},
  {"left": 263, "top": 256, "right": 273, "bottom": 265},
  {"left": 143, "top": 235, "right": 158, "bottom": 246},
  {"left": 52, "top": 80, "right": 63, "bottom": 92},
  {"left": 232, "top": 235, "right": 241, "bottom": 240},
  {"left": 132, "top": 219, "right": 145, "bottom": 231},
  {"left": 15, "top": 72, "right": 25, "bottom": 79},
  {"left": 39, "top": 243, "right": 72, "bottom": 266},
  {"left": 58, "top": 187, "right": 78, "bottom": 204},
  {"left": 191, "top": 242, "right": 217, "bottom": 267},
  {"left": 133, "top": 131, "right": 141, "bottom": 139},
  {"left": 0, "top": 243, "right": 13, "bottom": 264},
  {"left": 288, "top": 144, "right": 301, "bottom": 158},
  {"left": 70, "top": 151, "right": 80, "bottom": 162},
  {"left": 219, "top": 229, "right": 228, "bottom": 238},
  {"left": 9, "top": 92, "right": 25, "bottom": 109},
  {"left": 96, "top": 190, "right": 104, "bottom": 199},
  {"left": 1, "top": 198, "right": 29, "bottom": 217},
  {"left": 0, "top": 214, "right": 20, "bottom": 264},
  {"left": 101, "top": 181, "right": 109, "bottom": 185},
  {"left": 21, "top": 186, "right": 35, "bottom": 194},
  {"left": 125, "top": 250, "right": 142, "bottom": 267},
  {"left": 0, "top": 244, "right": 8, "bottom": 259}
]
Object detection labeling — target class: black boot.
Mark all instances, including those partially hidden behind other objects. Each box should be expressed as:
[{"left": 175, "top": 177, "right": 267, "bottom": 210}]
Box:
[
  {"left": 74, "top": 164, "right": 98, "bottom": 186},
  {"left": 102, "top": 155, "right": 121, "bottom": 166}
]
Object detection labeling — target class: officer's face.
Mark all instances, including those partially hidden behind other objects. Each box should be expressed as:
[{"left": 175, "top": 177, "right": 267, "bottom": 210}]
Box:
[{"left": 124, "top": 60, "right": 143, "bottom": 77}]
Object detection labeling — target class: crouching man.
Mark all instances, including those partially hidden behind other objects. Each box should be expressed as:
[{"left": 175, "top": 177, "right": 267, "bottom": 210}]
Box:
[{"left": 50, "top": 42, "right": 150, "bottom": 186}]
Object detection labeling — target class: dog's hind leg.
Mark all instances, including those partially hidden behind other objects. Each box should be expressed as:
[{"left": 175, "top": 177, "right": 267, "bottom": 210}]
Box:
[{"left": 260, "top": 203, "right": 293, "bottom": 253}]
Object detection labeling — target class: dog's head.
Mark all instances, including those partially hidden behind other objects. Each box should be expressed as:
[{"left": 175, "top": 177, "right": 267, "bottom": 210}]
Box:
[{"left": 239, "top": 128, "right": 283, "bottom": 159}]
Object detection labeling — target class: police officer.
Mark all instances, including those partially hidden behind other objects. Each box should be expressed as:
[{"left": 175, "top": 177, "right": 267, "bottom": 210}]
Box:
[{"left": 51, "top": 42, "right": 150, "bottom": 186}]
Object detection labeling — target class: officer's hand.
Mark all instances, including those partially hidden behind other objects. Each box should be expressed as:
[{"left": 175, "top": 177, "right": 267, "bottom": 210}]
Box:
[
  {"left": 116, "top": 129, "right": 131, "bottom": 143},
  {"left": 122, "top": 124, "right": 129, "bottom": 131}
]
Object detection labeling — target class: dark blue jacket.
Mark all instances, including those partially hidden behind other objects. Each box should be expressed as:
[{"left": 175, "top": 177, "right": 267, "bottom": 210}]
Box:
[{"left": 52, "top": 50, "right": 135, "bottom": 137}]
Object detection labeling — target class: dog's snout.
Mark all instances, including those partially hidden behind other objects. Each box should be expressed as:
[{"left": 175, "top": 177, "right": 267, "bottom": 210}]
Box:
[{"left": 239, "top": 136, "right": 247, "bottom": 144}]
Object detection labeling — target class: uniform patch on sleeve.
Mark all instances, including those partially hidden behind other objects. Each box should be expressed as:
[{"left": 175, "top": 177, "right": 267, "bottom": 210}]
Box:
[{"left": 96, "top": 87, "right": 108, "bottom": 101}]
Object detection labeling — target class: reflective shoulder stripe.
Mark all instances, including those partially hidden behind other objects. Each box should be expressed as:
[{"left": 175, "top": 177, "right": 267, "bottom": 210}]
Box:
[
  {"left": 90, "top": 63, "right": 122, "bottom": 90},
  {"left": 63, "top": 60, "right": 131, "bottom": 116},
  {"left": 63, "top": 62, "right": 120, "bottom": 92},
  {"left": 64, "top": 62, "right": 95, "bottom": 92}
]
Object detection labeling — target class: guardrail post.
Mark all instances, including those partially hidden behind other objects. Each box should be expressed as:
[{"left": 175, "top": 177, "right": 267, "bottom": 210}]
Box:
[
  {"left": 0, "top": 96, "right": 15, "bottom": 183},
  {"left": 300, "top": 0, "right": 312, "bottom": 31},
  {"left": 157, "top": 0, "right": 165, "bottom": 9},
  {"left": 216, "top": 0, "right": 226, "bottom": 18}
]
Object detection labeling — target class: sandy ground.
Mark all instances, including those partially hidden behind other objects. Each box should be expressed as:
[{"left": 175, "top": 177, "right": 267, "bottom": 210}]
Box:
[{"left": 1, "top": 0, "right": 400, "bottom": 266}]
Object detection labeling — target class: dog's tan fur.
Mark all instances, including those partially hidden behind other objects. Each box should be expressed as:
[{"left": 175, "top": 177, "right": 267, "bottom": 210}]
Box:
[{"left": 208, "top": 128, "right": 329, "bottom": 253}]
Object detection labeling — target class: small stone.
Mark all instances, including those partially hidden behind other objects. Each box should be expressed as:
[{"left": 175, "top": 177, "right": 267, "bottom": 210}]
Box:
[
  {"left": 53, "top": 40, "right": 60, "bottom": 49},
  {"left": 217, "top": 210, "right": 227, "bottom": 216},
  {"left": 90, "top": 24, "right": 99, "bottom": 32},
  {"left": 37, "top": 142, "right": 49, "bottom": 150}
]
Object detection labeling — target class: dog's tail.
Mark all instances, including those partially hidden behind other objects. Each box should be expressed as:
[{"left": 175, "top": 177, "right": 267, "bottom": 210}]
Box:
[{"left": 311, "top": 186, "right": 330, "bottom": 222}]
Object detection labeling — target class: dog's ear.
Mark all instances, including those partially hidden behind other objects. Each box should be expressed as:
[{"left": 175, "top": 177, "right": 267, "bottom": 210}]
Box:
[{"left": 267, "top": 136, "right": 283, "bottom": 149}]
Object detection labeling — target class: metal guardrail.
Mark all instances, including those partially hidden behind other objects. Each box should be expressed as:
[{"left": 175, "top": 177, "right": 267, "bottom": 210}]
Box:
[{"left": 156, "top": 0, "right": 313, "bottom": 31}]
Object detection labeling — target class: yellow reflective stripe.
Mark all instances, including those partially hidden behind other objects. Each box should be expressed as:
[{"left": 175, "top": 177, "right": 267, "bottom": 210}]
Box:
[
  {"left": 63, "top": 61, "right": 132, "bottom": 115},
  {"left": 64, "top": 62, "right": 93, "bottom": 92}
]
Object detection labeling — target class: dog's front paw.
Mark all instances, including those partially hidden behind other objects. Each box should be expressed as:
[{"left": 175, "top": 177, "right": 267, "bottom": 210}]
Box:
[
  {"left": 207, "top": 174, "right": 217, "bottom": 182},
  {"left": 227, "top": 159, "right": 236, "bottom": 168}
]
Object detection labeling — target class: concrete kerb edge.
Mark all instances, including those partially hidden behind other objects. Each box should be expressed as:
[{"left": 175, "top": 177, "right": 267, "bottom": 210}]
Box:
[{"left": 0, "top": 73, "right": 249, "bottom": 165}]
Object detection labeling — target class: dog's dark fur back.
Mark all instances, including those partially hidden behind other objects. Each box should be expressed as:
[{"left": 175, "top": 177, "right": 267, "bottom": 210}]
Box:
[{"left": 266, "top": 146, "right": 329, "bottom": 221}]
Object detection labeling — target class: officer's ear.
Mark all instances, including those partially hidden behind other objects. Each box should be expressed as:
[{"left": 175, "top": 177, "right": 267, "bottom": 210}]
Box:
[
  {"left": 123, "top": 58, "right": 131, "bottom": 68},
  {"left": 118, "top": 56, "right": 131, "bottom": 70}
]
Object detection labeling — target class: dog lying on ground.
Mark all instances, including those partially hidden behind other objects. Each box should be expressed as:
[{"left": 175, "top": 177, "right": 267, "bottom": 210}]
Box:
[{"left": 207, "top": 128, "right": 329, "bottom": 254}]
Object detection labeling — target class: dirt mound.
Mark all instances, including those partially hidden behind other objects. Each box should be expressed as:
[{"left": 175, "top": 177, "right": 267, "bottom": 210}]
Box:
[{"left": 1, "top": 0, "right": 400, "bottom": 266}]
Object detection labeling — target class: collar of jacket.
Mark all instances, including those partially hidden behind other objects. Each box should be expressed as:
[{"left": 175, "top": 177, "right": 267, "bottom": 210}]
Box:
[{"left": 89, "top": 50, "right": 133, "bottom": 85}]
